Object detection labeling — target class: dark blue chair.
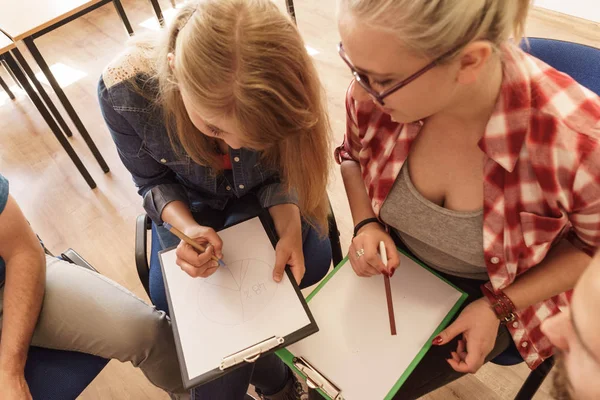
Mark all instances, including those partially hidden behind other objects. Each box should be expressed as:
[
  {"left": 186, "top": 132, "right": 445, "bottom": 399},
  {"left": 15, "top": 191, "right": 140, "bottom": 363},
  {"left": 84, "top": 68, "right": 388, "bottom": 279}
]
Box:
[
  {"left": 523, "top": 37, "right": 600, "bottom": 94},
  {"left": 25, "top": 249, "right": 109, "bottom": 400},
  {"left": 490, "top": 38, "right": 600, "bottom": 400}
]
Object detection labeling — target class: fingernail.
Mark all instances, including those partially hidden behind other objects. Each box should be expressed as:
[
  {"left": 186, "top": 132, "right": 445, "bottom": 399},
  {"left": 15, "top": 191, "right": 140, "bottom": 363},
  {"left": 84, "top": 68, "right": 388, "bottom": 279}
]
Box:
[
  {"left": 389, "top": 269, "right": 395, "bottom": 277},
  {"left": 432, "top": 336, "right": 443, "bottom": 345},
  {"left": 275, "top": 274, "right": 282, "bottom": 282},
  {"left": 211, "top": 261, "right": 219, "bottom": 268}
]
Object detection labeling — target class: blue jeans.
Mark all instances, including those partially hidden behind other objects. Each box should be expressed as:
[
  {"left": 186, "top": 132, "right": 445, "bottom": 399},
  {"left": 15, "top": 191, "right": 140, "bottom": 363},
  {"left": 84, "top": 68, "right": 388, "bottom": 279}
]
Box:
[{"left": 149, "top": 196, "right": 332, "bottom": 398}]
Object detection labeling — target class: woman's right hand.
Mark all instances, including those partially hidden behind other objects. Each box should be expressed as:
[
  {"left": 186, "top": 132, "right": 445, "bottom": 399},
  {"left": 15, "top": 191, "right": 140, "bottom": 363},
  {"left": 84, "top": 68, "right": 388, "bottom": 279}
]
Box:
[
  {"left": 348, "top": 223, "right": 400, "bottom": 277},
  {"left": 175, "top": 224, "right": 224, "bottom": 278}
]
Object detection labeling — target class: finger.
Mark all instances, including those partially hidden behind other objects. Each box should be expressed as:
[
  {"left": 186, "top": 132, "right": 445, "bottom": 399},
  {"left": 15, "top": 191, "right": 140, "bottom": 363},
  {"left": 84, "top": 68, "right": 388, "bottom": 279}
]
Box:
[
  {"left": 351, "top": 239, "right": 379, "bottom": 277},
  {"left": 193, "top": 244, "right": 216, "bottom": 266},
  {"left": 446, "top": 357, "right": 471, "bottom": 373},
  {"left": 176, "top": 242, "right": 207, "bottom": 267},
  {"left": 291, "top": 263, "right": 306, "bottom": 285},
  {"left": 463, "top": 341, "right": 486, "bottom": 373},
  {"left": 433, "top": 320, "right": 465, "bottom": 346},
  {"left": 348, "top": 245, "right": 367, "bottom": 277},
  {"left": 201, "top": 228, "right": 224, "bottom": 259},
  {"left": 273, "top": 246, "right": 289, "bottom": 283},
  {"left": 450, "top": 351, "right": 461, "bottom": 363},
  {"left": 363, "top": 240, "right": 387, "bottom": 273},
  {"left": 385, "top": 240, "right": 401, "bottom": 274},
  {"left": 457, "top": 339, "right": 467, "bottom": 358},
  {"left": 198, "top": 263, "right": 220, "bottom": 278},
  {"left": 176, "top": 258, "right": 206, "bottom": 278}
]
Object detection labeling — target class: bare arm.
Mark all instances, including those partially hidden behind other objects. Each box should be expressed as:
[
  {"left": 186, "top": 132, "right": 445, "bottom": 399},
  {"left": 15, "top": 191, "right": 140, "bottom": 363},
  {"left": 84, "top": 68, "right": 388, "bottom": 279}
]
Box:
[
  {"left": 505, "top": 239, "right": 591, "bottom": 310},
  {"left": 160, "top": 200, "right": 198, "bottom": 234},
  {"left": 340, "top": 160, "right": 376, "bottom": 225},
  {"left": 0, "top": 195, "right": 45, "bottom": 378}
]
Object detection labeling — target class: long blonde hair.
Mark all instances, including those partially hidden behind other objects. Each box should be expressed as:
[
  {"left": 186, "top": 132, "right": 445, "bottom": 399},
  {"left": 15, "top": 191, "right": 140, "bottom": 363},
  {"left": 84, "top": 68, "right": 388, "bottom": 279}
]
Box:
[
  {"left": 339, "top": 0, "right": 531, "bottom": 59},
  {"left": 136, "top": 0, "right": 331, "bottom": 233}
]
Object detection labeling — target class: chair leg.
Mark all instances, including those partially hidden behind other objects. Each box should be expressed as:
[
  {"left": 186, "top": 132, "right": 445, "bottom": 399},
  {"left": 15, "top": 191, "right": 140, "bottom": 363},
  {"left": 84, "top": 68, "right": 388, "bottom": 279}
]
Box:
[
  {"left": 0, "top": 75, "right": 15, "bottom": 100},
  {"left": 2, "top": 59, "right": 22, "bottom": 89},
  {"left": 23, "top": 37, "right": 110, "bottom": 173},
  {"left": 328, "top": 203, "right": 344, "bottom": 266},
  {"left": 149, "top": 0, "right": 165, "bottom": 27},
  {"left": 514, "top": 356, "right": 555, "bottom": 400},
  {"left": 135, "top": 214, "right": 152, "bottom": 298},
  {"left": 112, "top": 0, "right": 135, "bottom": 36},
  {"left": 285, "top": 0, "right": 297, "bottom": 24},
  {"left": 2, "top": 53, "right": 96, "bottom": 189},
  {"left": 11, "top": 48, "right": 74, "bottom": 138}
]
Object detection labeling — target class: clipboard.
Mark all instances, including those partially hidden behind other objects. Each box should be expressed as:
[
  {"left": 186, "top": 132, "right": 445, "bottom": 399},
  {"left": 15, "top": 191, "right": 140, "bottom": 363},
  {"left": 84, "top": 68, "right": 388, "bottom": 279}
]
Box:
[
  {"left": 276, "top": 248, "right": 468, "bottom": 400},
  {"left": 160, "top": 211, "right": 318, "bottom": 389}
]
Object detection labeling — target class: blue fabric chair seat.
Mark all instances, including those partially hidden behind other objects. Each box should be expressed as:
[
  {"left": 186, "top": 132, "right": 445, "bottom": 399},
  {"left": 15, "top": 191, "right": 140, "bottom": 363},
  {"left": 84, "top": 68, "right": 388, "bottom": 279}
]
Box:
[{"left": 25, "top": 347, "right": 109, "bottom": 400}]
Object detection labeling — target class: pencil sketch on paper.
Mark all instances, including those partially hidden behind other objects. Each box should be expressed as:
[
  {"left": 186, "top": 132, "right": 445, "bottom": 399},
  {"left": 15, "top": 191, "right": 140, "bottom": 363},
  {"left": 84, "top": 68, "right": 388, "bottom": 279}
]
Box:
[{"left": 197, "top": 259, "right": 278, "bottom": 325}]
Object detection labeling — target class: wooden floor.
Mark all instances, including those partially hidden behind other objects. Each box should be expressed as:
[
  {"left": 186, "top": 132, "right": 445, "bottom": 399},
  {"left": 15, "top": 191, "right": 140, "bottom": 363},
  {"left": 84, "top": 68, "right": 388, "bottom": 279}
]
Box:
[{"left": 0, "top": 0, "right": 598, "bottom": 398}]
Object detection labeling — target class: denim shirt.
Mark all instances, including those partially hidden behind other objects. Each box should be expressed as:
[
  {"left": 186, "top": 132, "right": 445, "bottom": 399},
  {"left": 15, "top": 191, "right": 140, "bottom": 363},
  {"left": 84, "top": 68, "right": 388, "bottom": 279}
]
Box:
[{"left": 97, "top": 64, "right": 297, "bottom": 224}]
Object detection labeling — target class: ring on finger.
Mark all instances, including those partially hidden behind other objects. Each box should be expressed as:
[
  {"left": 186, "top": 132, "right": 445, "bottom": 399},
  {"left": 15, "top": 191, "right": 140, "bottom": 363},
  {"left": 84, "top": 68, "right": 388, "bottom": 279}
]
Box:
[{"left": 356, "top": 248, "right": 365, "bottom": 259}]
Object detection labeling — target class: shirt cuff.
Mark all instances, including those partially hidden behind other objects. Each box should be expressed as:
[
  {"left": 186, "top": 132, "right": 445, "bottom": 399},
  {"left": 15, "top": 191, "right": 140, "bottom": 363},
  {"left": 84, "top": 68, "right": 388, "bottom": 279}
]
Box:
[{"left": 143, "top": 184, "right": 189, "bottom": 224}]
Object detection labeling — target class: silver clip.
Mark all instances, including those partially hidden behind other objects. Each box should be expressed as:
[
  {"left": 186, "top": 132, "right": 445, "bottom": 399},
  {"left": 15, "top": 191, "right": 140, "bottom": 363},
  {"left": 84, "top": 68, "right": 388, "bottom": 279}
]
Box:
[
  {"left": 220, "top": 336, "right": 284, "bottom": 370},
  {"left": 293, "top": 357, "right": 343, "bottom": 400}
]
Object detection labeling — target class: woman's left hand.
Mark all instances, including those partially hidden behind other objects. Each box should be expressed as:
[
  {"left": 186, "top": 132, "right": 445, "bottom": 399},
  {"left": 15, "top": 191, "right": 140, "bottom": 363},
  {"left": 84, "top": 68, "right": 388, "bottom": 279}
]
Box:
[
  {"left": 274, "top": 235, "right": 305, "bottom": 285},
  {"left": 433, "top": 298, "right": 500, "bottom": 373}
]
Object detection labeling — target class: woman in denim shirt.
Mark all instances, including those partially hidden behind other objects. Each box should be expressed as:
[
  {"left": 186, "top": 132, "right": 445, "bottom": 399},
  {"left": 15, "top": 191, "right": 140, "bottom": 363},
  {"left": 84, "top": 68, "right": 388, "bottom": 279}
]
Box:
[{"left": 98, "top": 0, "right": 332, "bottom": 398}]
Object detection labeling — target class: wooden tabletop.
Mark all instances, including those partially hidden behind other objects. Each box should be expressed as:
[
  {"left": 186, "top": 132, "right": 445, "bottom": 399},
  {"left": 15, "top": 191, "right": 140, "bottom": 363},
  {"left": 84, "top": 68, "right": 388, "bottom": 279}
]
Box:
[
  {"left": 0, "top": 0, "right": 104, "bottom": 41},
  {"left": 0, "top": 32, "right": 15, "bottom": 55}
]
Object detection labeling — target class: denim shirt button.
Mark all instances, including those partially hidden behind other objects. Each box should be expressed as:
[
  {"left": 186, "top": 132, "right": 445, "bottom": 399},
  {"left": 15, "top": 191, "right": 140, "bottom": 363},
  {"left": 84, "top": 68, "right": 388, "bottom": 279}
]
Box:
[
  {"left": 239, "top": 184, "right": 245, "bottom": 189},
  {"left": 160, "top": 158, "right": 167, "bottom": 163},
  {"left": 226, "top": 186, "right": 231, "bottom": 191},
  {"left": 234, "top": 156, "right": 240, "bottom": 162}
]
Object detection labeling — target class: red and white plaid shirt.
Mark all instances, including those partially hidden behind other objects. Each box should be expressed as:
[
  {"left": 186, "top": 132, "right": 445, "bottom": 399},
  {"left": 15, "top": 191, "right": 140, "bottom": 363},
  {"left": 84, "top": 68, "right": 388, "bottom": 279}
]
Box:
[{"left": 335, "top": 44, "right": 600, "bottom": 369}]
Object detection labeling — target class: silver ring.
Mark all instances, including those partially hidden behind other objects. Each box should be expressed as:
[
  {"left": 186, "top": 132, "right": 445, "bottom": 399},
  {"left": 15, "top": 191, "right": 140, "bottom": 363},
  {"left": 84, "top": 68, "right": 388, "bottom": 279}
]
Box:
[{"left": 356, "top": 248, "right": 365, "bottom": 259}]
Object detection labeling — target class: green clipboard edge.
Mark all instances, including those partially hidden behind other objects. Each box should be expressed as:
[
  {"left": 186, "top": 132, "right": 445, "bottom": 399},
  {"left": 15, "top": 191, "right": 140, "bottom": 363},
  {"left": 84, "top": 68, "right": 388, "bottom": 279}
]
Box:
[{"left": 276, "top": 248, "right": 469, "bottom": 400}]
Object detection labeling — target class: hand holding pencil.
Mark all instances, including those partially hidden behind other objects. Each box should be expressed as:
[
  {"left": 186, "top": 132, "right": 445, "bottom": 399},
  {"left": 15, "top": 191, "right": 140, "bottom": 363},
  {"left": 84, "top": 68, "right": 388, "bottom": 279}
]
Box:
[{"left": 163, "top": 222, "right": 226, "bottom": 278}]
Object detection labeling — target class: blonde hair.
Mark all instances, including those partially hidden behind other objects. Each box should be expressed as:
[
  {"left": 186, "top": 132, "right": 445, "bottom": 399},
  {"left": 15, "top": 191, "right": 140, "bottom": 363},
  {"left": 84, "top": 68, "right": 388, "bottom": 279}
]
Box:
[
  {"left": 339, "top": 0, "right": 531, "bottom": 59},
  {"left": 135, "top": 0, "right": 331, "bottom": 233}
]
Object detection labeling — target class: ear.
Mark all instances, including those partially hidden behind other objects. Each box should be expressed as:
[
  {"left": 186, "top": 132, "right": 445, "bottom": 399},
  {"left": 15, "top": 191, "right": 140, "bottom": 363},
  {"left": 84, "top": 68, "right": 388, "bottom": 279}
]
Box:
[
  {"left": 167, "top": 52, "right": 176, "bottom": 70},
  {"left": 455, "top": 41, "right": 494, "bottom": 84}
]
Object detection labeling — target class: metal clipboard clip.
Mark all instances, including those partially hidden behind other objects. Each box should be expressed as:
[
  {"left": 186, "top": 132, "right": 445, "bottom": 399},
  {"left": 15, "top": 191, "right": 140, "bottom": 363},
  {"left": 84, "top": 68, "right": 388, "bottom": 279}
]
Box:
[
  {"left": 220, "top": 336, "right": 284, "bottom": 370},
  {"left": 293, "top": 357, "right": 344, "bottom": 400}
]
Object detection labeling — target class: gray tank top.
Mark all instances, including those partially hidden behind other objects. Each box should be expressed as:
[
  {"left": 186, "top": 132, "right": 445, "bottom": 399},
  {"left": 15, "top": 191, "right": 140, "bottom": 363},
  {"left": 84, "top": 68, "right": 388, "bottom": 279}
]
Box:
[{"left": 379, "top": 164, "right": 488, "bottom": 280}]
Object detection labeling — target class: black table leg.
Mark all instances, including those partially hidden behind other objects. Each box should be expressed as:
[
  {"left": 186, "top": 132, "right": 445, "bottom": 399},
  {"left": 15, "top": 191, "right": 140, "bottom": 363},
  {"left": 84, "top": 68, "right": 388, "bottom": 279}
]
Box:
[
  {"left": 23, "top": 37, "right": 110, "bottom": 173},
  {"left": 285, "top": 0, "right": 297, "bottom": 24},
  {"left": 11, "top": 48, "right": 74, "bottom": 138},
  {"left": 0, "top": 75, "right": 15, "bottom": 100},
  {"left": 149, "top": 0, "right": 165, "bottom": 27},
  {"left": 112, "top": 0, "right": 135, "bottom": 36},
  {"left": 2, "top": 53, "right": 96, "bottom": 189}
]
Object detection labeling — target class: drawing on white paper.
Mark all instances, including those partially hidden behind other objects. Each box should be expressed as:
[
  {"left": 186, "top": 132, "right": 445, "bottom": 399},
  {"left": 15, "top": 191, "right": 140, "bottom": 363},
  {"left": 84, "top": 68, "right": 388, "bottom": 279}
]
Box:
[{"left": 197, "top": 259, "right": 278, "bottom": 325}]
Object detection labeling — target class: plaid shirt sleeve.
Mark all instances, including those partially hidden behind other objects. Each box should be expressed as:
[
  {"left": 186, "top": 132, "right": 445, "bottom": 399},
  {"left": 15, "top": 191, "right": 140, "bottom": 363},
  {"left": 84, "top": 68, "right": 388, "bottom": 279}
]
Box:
[
  {"left": 567, "top": 141, "right": 600, "bottom": 256},
  {"left": 334, "top": 83, "right": 363, "bottom": 164}
]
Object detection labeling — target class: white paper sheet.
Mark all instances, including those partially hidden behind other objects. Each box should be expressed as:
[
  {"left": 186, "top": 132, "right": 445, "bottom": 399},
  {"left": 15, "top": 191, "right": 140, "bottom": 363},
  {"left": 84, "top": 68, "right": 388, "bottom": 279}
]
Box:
[
  {"left": 287, "top": 252, "right": 464, "bottom": 400},
  {"left": 161, "top": 217, "right": 312, "bottom": 381}
]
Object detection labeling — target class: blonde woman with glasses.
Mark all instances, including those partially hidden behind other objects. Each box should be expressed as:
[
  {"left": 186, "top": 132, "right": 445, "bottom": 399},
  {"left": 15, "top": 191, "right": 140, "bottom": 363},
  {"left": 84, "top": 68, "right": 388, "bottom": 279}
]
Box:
[{"left": 335, "top": 0, "right": 600, "bottom": 398}]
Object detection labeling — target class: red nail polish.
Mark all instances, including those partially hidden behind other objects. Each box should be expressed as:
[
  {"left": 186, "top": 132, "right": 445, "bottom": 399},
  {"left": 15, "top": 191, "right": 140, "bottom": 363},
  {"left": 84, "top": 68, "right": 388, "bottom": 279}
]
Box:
[
  {"left": 390, "top": 269, "right": 395, "bottom": 277},
  {"left": 432, "top": 336, "right": 443, "bottom": 345}
]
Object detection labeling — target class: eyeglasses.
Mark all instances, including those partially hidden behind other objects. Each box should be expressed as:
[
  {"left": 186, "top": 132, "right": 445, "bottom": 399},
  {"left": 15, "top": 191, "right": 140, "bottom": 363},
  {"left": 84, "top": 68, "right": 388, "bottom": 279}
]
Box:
[{"left": 337, "top": 42, "right": 461, "bottom": 106}]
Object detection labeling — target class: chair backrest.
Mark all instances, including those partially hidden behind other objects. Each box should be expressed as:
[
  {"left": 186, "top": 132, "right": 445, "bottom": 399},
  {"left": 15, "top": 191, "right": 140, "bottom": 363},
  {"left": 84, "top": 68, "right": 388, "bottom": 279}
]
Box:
[{"left": 522, "top": 37, "right": 600, "bottom": 95}]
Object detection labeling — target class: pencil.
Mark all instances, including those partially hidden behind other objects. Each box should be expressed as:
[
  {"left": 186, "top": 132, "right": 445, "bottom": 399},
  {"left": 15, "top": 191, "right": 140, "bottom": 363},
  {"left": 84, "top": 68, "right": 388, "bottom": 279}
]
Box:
[
  {"left": 163, "top": 222, "right": 226, "bottom": 267},
  {"left": 379, "top": 241, "right": 397, "bottom": 336}
]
